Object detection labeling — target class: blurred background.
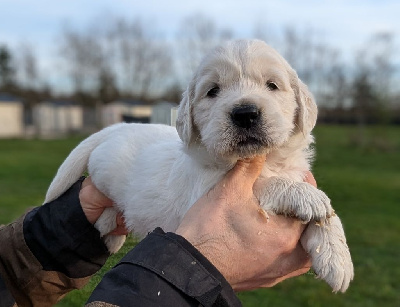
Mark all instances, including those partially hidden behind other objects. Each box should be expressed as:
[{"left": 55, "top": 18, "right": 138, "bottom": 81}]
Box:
[
  {"left": 0, "top": 0, "right": 399, "bottom": 306},
  {"left": 0, "top": 0, "right": 399, "bottom": 135}
]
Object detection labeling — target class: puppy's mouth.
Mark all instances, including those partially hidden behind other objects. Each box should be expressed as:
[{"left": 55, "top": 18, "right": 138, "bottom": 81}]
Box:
[
  {"left": 237, "top": 137, "right": 262, "bottom": 147},
  {"left": 210, "top": 128, "right": 277, "bottom": 159},
  {"left": 226, "top": 105, "right": 273, "bottom": 156},
  {"left": 232, "top": 134, "right": 272, "bottom": 157}
]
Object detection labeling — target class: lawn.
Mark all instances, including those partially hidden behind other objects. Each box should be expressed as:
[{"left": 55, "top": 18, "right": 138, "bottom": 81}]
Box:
[{"left": 0, "top": 125, "right": 399, "bottom": 306}]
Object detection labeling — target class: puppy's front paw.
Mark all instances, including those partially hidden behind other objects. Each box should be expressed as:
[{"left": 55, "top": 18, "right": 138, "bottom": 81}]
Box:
[
  {"left": 95, "top": 207, "right": 126, "bottom": 253},
  {"left": 259, "top": 177, "right": 334, "bottom": 223},
  {"left": 301, "top": 215, "right": 354, "bottom": 292},
  {"left": 103, "top": 234, "right": 126, "bottom": 254}
]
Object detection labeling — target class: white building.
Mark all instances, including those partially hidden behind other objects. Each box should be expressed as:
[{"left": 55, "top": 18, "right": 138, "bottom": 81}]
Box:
[
  {"left": 33, "top": 100, "right": 83, "bottom": 137},
  {"left": 0, "top": 93, "right": 24, "bottom": 138},
  {"left": 151, "top": 101, "right": 178, "bottom": 126},
  {"left": 102, "top": 99, "right": 152, "bottom": 127}
]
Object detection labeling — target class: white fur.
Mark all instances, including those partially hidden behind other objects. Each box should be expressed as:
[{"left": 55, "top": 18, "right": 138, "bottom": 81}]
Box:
[{"left": 45, "top": 40, "right": 353, "bottom": 292}]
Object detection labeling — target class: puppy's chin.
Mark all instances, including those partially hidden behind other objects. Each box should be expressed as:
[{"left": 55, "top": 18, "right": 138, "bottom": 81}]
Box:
[
  {"left": 213, "top": 138, "right": 275, "bottom": 160},
  {"left": 234, "top": 140, "right": 270, "bottom": 158},
  {"left": 199, "top": 125, "right": 291, "bottom": 162}
]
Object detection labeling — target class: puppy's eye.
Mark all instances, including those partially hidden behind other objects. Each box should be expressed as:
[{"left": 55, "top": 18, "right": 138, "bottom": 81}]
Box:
[
  {"left": 266, "top": 81, "right": 278, "bottom": 91},
  {"left": 206, "top": 86, "right": 220, "bottom": 98}
]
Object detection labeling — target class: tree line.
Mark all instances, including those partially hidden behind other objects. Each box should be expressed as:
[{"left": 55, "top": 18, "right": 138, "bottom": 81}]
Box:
[{"left": 1, "top": 13, "right": 399, "bottom": 124}]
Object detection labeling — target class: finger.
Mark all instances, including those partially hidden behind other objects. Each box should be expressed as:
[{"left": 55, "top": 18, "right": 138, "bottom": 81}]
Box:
[
  {"left": 81, "top": 176, "right": 92, "bottom": 189},
  {"left": 80, "top": 179, "right": 114, "bottom": 208},
  {"left": 266, "top": 215, "right": 307, "bottom": 241},
  {"left": 267, "top": 265, "right": 312, "bottom": 287},
  {"left": 277, "top": 242, "right": 312, "bottom": 278},
  {"left": 108, "top": 212, "right": 129, "bottom": 235},
  {"left": 304, "top": 171, "right": 317, "bottom": 187},
  {"left": 116, "top": 212, "right": 126, "bottom": 227},
  {"left": 108, "top": 225, "right": 129, "bottom": 236},
  {"left": 224, "top": 155, "right": 266, "bottom": 191}
]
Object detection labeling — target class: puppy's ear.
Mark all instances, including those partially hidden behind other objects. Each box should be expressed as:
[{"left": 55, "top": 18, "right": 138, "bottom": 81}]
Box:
[
  {"left": 176, "top": 84, "right": 195, "bottom": 145},
  {"left": 291, "top": 73, "right": 318, "bottom": 135}
]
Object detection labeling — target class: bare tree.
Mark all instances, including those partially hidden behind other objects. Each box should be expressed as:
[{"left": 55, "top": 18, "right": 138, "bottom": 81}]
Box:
[
  {"left": 109, "top": 18, "right": 135, "bottom": 93},
  {"left": 97, "top": 67, "right": 119, "bottom": 103},
  {"left": 59, "top": 26, "right": 104, "bottom": 95},
  {"left": 280, "top": 26, "right": 322, "bottom": 86},
  {"left": 58, "top": 16, "right": 174, "bottom": 101},
  {"left": 368, "top": 32, "right": 395, "bottom": 103},
  {"left": 178, "top": 14, "right": 217, "bottom": 73},
  {"left": 253, "top": 21, "right": 276, "bottom": 45},
  {"left": 108, "top": 17, "right": 173, "bottom": 99},
  {"left": 17, "top": 43, "right": 40, "bottom": 90},
  {"left": 352, "top": 31, "right": 397, "bottom": 124},
  {"left": 325, "top": 53, "right": 349, "bottom": 110},
  {"left": 177, "top": 13, "right": 234, "bottom": 83},
  {"left": 0, "top": 45, "right": 17, "bottom": 91},
  {"left": 282, "top": 26, "right": 348, "bottom": 107},
  {"left": 135, "top": 40, "right": 172, "bottom": 99}
]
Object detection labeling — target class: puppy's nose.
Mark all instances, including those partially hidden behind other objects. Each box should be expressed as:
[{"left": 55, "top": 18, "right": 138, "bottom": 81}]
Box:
[{"left": 231, "top": 105, "right": 260, "bottom": 129}]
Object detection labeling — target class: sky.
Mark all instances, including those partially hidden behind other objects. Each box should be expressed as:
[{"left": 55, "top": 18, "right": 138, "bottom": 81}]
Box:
[{"left": 0, "top": 0, "right": 399, "bottom": 92}]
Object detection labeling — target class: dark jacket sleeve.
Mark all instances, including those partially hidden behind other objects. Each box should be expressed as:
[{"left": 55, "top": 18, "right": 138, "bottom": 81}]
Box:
[
  {"left": 0, "top": 178, "right": 110, "bottom": 307},
  {"left": 87, "top": 228, "right": 242, "bottom": 307}
]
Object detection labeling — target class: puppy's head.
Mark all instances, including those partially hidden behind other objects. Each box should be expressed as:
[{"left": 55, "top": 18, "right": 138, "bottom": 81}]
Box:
[{"left": 176, "top": 39, "right": 317, "bottom": 160}]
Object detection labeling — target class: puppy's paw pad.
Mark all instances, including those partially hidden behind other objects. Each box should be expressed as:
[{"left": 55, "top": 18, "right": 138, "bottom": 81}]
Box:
[
  {"left": 104, "top": 234, "right": 126, "bottom": 254},
  {"left": 94, "top": 207, "right": 118, "bottom": 237}
]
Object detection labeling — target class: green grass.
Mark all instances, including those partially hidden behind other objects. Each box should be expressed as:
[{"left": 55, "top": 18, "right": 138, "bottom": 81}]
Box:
[
  {"left": 0, "top": 125, "right": 399, "bottom": 306},
  {"left": 0, "top": 136, "right": 87, "bottom": 224},
  {"left": 56, "top": 236, "right": 138, "bottom": 305},
  {"left": 238, "top": 125, "right": 400, "bottom": 307}
]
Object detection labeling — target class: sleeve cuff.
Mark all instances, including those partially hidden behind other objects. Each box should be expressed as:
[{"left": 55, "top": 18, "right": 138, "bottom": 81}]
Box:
[
  {"left": 115, "top": 228, "right": 239, "bottom": 306},
  {"left": 23, "top": 178, "right": 110, "bottom": 278}
]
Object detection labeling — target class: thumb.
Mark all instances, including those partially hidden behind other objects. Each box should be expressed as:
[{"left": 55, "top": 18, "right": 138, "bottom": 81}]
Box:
[{"left": 224, "top": 155, "right": 266, "bottom": 191}]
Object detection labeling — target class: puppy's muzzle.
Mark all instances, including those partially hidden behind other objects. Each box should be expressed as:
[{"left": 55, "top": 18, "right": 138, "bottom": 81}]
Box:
[{"left": 231, "top": 104, "right": 260, "bottom": 129}]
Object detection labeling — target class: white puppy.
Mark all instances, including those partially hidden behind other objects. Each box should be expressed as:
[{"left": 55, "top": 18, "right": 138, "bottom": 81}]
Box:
[{"left": 45, "top": 39, "right": 353, "bottom": 292}]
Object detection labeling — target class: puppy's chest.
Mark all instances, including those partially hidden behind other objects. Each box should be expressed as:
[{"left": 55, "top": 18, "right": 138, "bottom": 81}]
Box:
[
  {"left": 260, "top": 158, "right": 309, "bottom": 183},
  {"left": 261, "top": 143, "right": 312, "bottom": 182}
]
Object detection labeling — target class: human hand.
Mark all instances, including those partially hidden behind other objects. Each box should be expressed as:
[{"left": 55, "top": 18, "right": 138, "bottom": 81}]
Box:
[
  {"left": 176, "top": 156, "right": 313, "bottom": 292},
  {"left": 304, "top": 171, "right": 317, "bottom": 187},
  {"left": 79, "top": 177, "right": 128, "bottom": 236}
]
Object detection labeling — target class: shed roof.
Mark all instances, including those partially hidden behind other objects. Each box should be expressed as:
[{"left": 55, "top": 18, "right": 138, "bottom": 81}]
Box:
[
  {"left": 41, "top": 100, "right": 79, "bottom": 106},
  {"left": 0, "top": 92, "right": 21, "bottom": 103},
  {"left": 111, "top": 99, "right": 149, "bottom": 106}
]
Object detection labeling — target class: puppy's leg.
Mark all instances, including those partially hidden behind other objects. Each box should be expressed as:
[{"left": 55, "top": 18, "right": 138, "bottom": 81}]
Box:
[
  {"left": 94, "top": 207, "right": 126, "bottom": 254},
  {"left": 301, "top": 216, "right": 354, "bottom": 292},
  {"left": 258, "top": 177, "right": 334, "bottom": 223},
  {"left": 257, "top": 177, "right": 353, "bottom": 292}
]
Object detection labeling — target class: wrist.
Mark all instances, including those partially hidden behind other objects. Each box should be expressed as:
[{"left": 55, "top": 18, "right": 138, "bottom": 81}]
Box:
[
  {"left": 79, "top": 178, "right": 98, "bottom": 224},
  {"left": 24, "top": 178, "right": 109, "bottom": 277},
  {"left": 176, "top": 227, "right": 236, "bottom": 288}
]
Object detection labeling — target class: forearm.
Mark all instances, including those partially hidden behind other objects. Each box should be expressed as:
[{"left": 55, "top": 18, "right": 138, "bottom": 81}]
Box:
[
  {"left": 87, "top": 228, "right": 242, "bottom": 307},
  {"left": 0, "top": 179, "right": 110, "bottom": 307}
]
